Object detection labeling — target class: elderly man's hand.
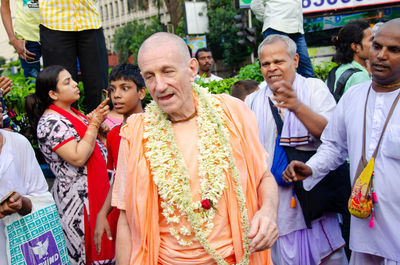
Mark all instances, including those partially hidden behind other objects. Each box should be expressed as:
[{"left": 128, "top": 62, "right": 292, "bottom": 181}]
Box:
[
  {"left": 0, "top": 76, "right": 13, "bottom": 96},
  {"left": 272, "top": 80, "right": 302, "bottom": 113},
  {"left": 282, "top": 160, "right": 312, "bottom": 182},
  {"left": 247, "top": 208, "right": 278, "bottom": 252},
  {"left": 0, "top": 192, "right": 32, "bottom": 218}
]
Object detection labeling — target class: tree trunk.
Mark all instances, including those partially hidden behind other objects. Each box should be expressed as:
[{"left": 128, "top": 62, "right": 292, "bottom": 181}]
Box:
[{"left": 164, "top": 0, "right": 183, "bottom": 32}]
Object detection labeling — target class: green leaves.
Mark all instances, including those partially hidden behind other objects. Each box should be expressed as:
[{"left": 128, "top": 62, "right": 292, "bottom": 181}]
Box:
[
  {"left": 197, "top": 78, "right": 239, "bottom": 94},
  {"left": 112, "top": 16, "right": 163, "bottom": 64},
  {"left": 236, "top": 61, "right": 264, "bottom": 82},
  {"left": 312, "top": 60, "right": 337, "bottom": 81}
]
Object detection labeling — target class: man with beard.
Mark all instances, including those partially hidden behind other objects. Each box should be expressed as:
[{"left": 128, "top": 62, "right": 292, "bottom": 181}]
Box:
[
  {"left": 195, "top": 48, "right": 223, "bottom": 82},
  {"left": 284, "top": 18, "right": 400, "bottom": 265}
]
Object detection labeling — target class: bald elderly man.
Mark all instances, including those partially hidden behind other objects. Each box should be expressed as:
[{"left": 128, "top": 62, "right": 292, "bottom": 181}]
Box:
[
  {"left": 285, "top": 18, "right": 400, "bottom": 265},
  {"left": 111, "top": 32, "right": 279, "bottom": 265}
]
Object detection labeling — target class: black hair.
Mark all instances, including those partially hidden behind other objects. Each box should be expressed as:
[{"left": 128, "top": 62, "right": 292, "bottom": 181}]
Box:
[
  {"left": 25, "top": 65, "right": 66, "bottom": 130},
  {"left": 332, "top": 20, "right": 371, "bottom": 64},
  {"left": 195, "top": 47, "right": 212, "bottom": 60},
  {"left": 109, "top": 64, "right": 145, "bottom": 91},
  {"left": 187, "top": 45, "right": 193, "bottom": 58},
  {"left": 230, "top": 79, "right": 259, "bottom": 101}
]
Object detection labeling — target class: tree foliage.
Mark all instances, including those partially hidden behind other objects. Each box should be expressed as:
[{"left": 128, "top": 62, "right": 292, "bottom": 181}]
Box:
[
  {"left": 207, "top": 0, "right": 247, "bottom": 67},
  {"left": 112, "top": 17, "right": 163, "bottom": 63},
  {"left": 112, "top": 0, "right": 266, "bottom": 69},
  {"left": 206, "top": 0, "right": 264, "bottom": 69},
  {"left": 164, "top": 0, "right": 183, "bottom": 32}
]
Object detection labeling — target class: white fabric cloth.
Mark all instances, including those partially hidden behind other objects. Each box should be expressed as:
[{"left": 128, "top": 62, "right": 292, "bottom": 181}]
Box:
[
  {"left": 246, "top": 75, "right": 345, "bottom": 265},
  {"left": 246, "top": 76, "right": 336, "bottom": 170},
  {"left": 306, "top": 80, "right": 400, "bottom": 262},
  {"left": 0, "top": 129, "right": 48, "bottom": 265},
  {"left": 195, "top": 73, "right": 223, "bottom": 82},
  {"left": 249, "top": 75, "right": 316, "bottom": 147},
  {"left": 250, "top": 0, "right": 304, "bottom": 34}
]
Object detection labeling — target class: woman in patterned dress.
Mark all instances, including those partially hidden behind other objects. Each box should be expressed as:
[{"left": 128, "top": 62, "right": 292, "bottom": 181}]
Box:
[{"left": 26, "top": 65, "right": 117, "bottom": 265}]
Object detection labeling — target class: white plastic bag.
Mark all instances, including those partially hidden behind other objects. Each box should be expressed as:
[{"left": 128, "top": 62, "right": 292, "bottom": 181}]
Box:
[{"left": 3, "top": 192, "right": 70, "bottom": 265}]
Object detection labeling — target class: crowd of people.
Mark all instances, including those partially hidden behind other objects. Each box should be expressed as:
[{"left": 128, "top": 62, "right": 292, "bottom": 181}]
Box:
[{"left": 0, "top": 3, "right": 400, "bottom": 264}]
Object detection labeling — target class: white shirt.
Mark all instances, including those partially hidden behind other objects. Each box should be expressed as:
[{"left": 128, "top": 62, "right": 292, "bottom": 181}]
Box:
[
  {"left": 246, "top": 77, "right": 336, "bottom": 235},
  {"left": 250, "top": 0, "right": 304, "bottom": 34},
  {"left": 306, "top": 81, "right": 400, "bottom": 261},
  {"left": 0, "top": 130, "right": 48, "bottom": 264},
  {"left": 195, "top": 74, "right": 223, "bottom": 83}
]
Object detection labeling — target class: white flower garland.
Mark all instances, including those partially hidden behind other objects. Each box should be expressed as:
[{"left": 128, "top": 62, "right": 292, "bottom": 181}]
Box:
[{"left": 143, "top": 84, "right": 251, "bottom": 265}]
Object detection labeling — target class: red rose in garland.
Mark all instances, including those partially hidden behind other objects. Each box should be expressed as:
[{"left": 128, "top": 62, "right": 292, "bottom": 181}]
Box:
[{"left": 201, "top": 199, "right": 212, "bottom": 210}]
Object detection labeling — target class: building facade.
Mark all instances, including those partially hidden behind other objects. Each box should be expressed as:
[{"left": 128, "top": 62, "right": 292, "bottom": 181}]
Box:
[{"left": 98, "top": 0, "right": 170, "bottom": 53}]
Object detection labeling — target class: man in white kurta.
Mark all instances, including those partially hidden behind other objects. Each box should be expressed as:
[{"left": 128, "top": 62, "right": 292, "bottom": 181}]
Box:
[
  {"left": 0, "top": 125, "right": 48, "bottom": 264},
  {"left": 285, "top": 19, "right": 400, "bottom": 265},
  {"left": 246, "top": 35, "right": 347, "bottom": 265}
]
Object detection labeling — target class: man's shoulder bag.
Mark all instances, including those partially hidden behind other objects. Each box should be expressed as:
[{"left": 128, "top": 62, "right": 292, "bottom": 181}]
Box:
[{"left": 269, "top": 98, "right": 351, "bottom": 228}]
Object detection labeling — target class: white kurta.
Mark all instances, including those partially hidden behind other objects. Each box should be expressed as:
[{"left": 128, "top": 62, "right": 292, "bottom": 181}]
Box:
[
  {"left": 306, "top": 80, "right": 400, "bottom": 261},
  {"left": 246, "top": 75, "right": 347, "bottom": 265},
  {"left": 246, "top": 76, "right": 337, "bottom": 235},
  {"left": 195, "top": 74, "right": 223, "bottom": 83},
  {"left": 0, "top": 129, "right": 48, "bottom": 264}
]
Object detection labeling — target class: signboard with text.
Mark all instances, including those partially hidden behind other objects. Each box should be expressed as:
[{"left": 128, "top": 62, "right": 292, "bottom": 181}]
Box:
[
  {"left": 239, "top": 0, "right": 400, "bottom": 11},
  {"left": 303, "top": 0, "right": 400, "bottom": 14}
]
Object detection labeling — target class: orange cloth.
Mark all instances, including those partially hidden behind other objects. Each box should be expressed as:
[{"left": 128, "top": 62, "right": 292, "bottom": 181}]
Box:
[{"left": 112, "top": 94, "right": 273, "bottom": 265}]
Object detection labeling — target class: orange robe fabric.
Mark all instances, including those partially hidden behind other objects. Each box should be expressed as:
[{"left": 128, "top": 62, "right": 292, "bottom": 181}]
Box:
[{"left": 112, "top": 94, "right": 273, "bottom": 265}]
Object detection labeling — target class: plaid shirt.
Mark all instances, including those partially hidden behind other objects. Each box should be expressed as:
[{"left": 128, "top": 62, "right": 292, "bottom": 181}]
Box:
[{"left": 39, "top": 0, "right": 101, "bottom": 31}]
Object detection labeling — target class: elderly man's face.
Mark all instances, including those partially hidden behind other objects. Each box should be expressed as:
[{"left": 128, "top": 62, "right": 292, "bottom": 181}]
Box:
[
  {"left": 139, "top": 42, "right": 198, "bottom": 120},
  {"left": 259, "top": 41, "right": 299, "bottom": 90},
  {"left": 370, "top": 25, "right": 400, "bottom": 86},
  {"left": 197, "top": 51, "right": 214, "bottom": 73}
]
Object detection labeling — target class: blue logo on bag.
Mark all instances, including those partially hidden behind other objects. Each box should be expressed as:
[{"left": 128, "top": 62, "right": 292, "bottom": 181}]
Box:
[{"left": 20, "top": 231, "right": 62, "bottom": 265}]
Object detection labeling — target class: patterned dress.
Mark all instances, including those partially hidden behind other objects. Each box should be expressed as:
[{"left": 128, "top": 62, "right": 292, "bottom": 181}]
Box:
[{"left": 37, "top": 113, "right": 107, "bottom": 265}]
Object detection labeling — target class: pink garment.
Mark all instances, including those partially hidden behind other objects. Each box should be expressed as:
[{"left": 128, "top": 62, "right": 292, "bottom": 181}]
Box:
[{"left": 104, "top": 115, "right": 123, "bottom": 129}]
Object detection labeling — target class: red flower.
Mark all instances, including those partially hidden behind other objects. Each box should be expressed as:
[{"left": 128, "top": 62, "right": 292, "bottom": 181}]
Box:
[{"left": 201, "top": 199, "right": 211, "bottom": 210}]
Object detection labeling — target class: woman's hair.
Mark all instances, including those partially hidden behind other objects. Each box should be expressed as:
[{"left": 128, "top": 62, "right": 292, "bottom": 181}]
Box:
[
  {"left": 25, "top": 65, "right": 66, "bottom": 130},
  {"left": 332, "top": 20, "right": 371, "bottom": 64}
]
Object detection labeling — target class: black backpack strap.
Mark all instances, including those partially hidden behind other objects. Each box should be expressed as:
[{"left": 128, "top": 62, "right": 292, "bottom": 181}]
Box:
[
  {"left": 326, "top": 66, "right": 338, "bottom": 93},
  {"left": 334, "top": 68, "right": 362, "bottom": 101},
  {"left": 268, "top": 97, "right": 283, "bottom": 135}
]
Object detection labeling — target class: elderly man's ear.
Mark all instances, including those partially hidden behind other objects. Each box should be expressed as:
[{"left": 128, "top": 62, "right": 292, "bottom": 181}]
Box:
[
  {"left": 294, "top": 53, "right": 300, "bottom": 69},
  {"left": 188, "top": 58, "right": 199, "bottom": 82}
]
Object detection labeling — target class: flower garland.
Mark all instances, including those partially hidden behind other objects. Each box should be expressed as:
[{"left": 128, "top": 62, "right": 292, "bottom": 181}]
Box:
[{"left": 143, "top": 83, "right": 251, "bottom": 265}]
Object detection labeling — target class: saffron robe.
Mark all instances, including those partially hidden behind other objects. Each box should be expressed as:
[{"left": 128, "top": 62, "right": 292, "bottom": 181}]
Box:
[{"left": 112, "top": 94, "right": 273, "bottom": 264}]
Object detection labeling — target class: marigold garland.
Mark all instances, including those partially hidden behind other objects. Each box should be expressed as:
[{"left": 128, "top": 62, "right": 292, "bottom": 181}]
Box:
[{"left": 143, "top": 83, "right": 251, "bottom": 265}]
